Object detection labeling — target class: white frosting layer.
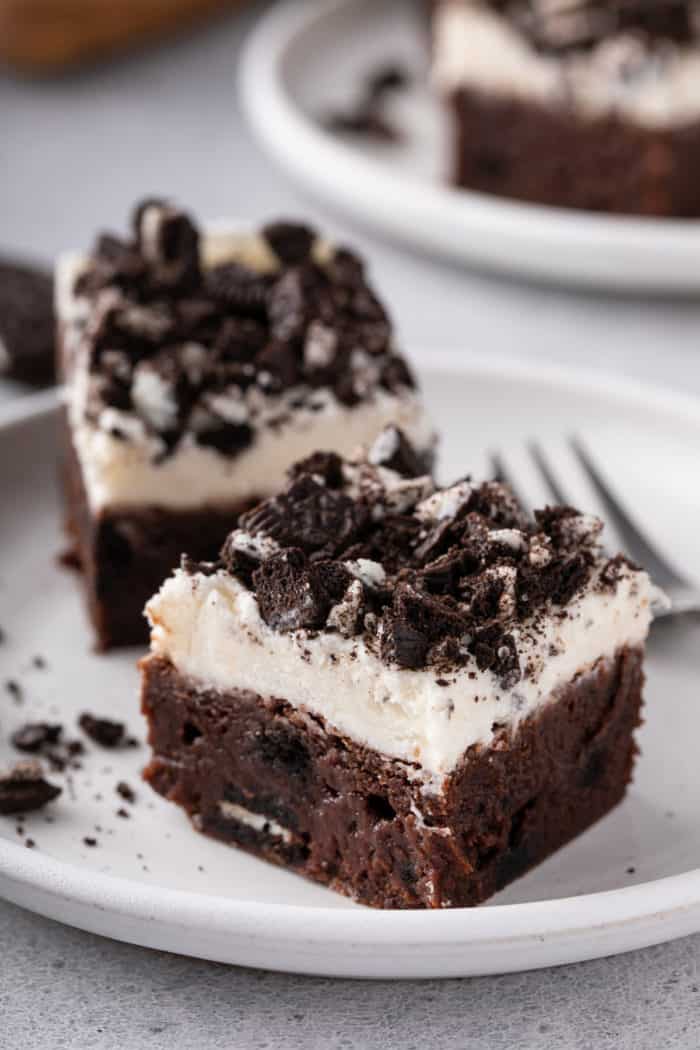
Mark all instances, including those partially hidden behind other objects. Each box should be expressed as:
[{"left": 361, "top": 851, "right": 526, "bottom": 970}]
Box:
[
  {"left": 57, "top": 230, "right": 433, "bottom": 513},
  {"left": 68, "top": 384, "right": 432, "bottom": 512},
  {"left": 146, "top": 563, "right": 655, "bottom": 788},
  {"left": 433, "top": 1, "right": 700, "bottom": 129}
]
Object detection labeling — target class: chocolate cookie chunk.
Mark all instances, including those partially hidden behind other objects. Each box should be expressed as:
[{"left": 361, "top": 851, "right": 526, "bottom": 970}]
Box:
[
  {"left": 0, "top": 760, "right": 62, "bottom": 814},
  {"left": 0, "top": 259, "right": 54, "bottom": 385}
]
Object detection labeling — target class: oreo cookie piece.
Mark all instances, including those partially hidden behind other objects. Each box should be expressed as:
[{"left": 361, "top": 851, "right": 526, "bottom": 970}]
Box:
[
  {"left": 241, "top": 474, "right": 367, "bottom": 559},
  {"left": 367, "top": 425, "right": 427, "bottom": 478},
  {"left": 262, "top": 221, "right": 316, "bottom": 266},
  {"left": 0, "top": 259, "right": 54, "bottom": 386},
  {"left": 0, "top": 760, "right": 62, "bottom": 814},
  {"left": 11, "top": 722, "right": 63, "bottom": 754},
  {"left": 253, "top": 548, "right": 350, "bottom": 631},
  {"left": 132, "top": 199, "right": 200, "bottom": 293}
]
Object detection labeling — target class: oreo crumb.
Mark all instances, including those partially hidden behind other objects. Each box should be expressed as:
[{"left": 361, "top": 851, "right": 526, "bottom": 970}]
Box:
[
  {"left": 83, "top": 836, "right": 98, "bottom": 848},
  {"left": 79, "top": 713, "right": 125, "bottom": 748},
  {"left": 11, "top": 722, "right": 62, "bottom": 754},
  {"left": 323, "top": 108, "right": 401, "bottom": 143},
  {"left": 367, "top": 63, "right": 411, "bottom": 99},
  {"left": 4, "top": 680, "right": 23, "bottom": 702},
  {"left": 321, "top": 61, "right": 410, "bottom": 144},
  {"left": 0, "top": 761, "right": 62, "bottom": 815},
  {"left": 116, "top": 781, "right": 136, "bottom": 804},
  {"left": 59, "top": 546, "right": 82, "bottom": 572},
  {"left": 116, "top": 807, "right": 130, "bottom": 819}
]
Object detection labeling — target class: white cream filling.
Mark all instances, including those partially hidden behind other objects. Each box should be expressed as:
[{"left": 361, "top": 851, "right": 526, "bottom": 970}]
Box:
[
  {"left": 56, "top": 231, "right": 434, "bottom": 513},
  {"left": 432, "top": 1, "right": 700, "bottom": 129},
  {"left": 217, "top": 801, "right": 293, "bottom": 844},
  {"left": 146, "top": 563, "right": 655, "bottom": 789}
]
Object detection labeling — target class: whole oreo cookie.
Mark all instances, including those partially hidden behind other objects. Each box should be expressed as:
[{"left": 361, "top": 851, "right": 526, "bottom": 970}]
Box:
[{"left": 0, "top": 259, "right": 55, "bottom": 386}]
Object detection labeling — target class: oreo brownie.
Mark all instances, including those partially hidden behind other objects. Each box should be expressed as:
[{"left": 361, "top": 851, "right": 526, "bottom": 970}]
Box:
[
  {"left": 141, "top": 427, "right": 662, "bottom": 908},
  {"left": 0, "top": 259, "right": 54, "bottom": 385},
  {"left": 58, "top": 199, "right": 434, "bottom": 649},
  {"left": 431, "top": 0, "right": 700, "bottom": 215}
]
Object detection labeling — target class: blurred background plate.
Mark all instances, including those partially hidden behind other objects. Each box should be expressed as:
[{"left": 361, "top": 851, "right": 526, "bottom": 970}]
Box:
[
  {"left": 239, "top": 0, "right": 700, "bottom": 293},
  {"left": 1, "top": 355, "right": 700, "bottom": 978}
]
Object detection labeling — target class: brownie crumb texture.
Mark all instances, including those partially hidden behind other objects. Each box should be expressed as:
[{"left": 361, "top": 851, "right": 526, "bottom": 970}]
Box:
[
  {"left": 70, "top": 199, "right": 415, "bottom": 464},
  {"left": 188, "top": 426, "right": 631, "bottom": 683}
]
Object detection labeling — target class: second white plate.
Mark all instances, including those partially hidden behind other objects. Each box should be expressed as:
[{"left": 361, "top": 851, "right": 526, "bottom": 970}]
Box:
[{"left": 239, "top": 0, "right": 700, "bottom": 292}]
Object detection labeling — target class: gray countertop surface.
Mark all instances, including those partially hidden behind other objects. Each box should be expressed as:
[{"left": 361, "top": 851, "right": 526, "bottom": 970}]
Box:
[{"left": 2, "top": 3, "right": 700, "bottom": 1046}]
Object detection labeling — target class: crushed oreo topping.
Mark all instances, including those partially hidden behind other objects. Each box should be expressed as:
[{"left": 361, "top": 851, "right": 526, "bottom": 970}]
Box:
[
  {"left": 198, "top": 427, "right": 625, "bottom": 683},
  {"left": 367, "top": 424, "right": 428, "bottom": 478},
  {"left": 254, "top": 550, "right": 351, "bottom": 631},
  {"left": 73, "top": 199, "right": 415, "bottom": 463},
  {"left": 0, "top": 760, "right": 62, "bottom": 815},
  {"left": 493, "top": 0, "right": 700, "bottom": 54}
]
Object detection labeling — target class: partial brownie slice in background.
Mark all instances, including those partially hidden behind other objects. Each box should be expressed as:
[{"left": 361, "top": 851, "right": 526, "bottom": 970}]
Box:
[
  {"left": 57, "top": 199, "right": 435, "bottom": 649},
  {"left": 430, "top": 0, "right": 700, "bottom": 215},
  {"left": 141, "top": 426, "right": 662, "bottom": 908}
]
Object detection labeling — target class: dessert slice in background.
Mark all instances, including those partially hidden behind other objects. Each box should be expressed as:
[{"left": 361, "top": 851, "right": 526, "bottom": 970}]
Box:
[
  {"left": 141, "top": 427, "right": 659, "bottom": 909},
  {"left": 430, "top": 0, "right": 700, "bottom": 215},
  {"left": 58, "top": 200, "right": 434, "bottom": 649}
]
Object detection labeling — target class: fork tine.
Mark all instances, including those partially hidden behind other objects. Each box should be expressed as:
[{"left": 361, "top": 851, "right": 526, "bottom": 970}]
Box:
[
  {"left": 569, "top": 436, "right": 688, "bottom": 590},
  {"left": 490, "top": 452, "right": 532, "bottom": 517},
  {"left": 528, "top": 442, "right": 571, "bottom": 506}
]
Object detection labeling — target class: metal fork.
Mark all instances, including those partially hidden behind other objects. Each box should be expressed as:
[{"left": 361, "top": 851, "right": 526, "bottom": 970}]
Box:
[{"left": 492, "top": 438, "right": 700, "bottom": 620}]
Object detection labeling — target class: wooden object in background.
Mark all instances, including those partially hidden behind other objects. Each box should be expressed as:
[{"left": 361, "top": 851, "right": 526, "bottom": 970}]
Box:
[{"left": 0, "top": 0, "right": 244, "bottom": 73}]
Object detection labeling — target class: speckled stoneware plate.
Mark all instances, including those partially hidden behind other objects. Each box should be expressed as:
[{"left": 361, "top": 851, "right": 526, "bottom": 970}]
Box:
[
  {"left": 1, "top": 358, "right": 700, "bottom": 978},
  {"left": 239, "top": 0, "right": 700, "bottom": 293}
]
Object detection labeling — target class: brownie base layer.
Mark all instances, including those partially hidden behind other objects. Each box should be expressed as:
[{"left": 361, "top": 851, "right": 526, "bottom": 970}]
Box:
[
  {"left": 61, "top": 412, "right": 256, "bottom": 649},
  {"left": 141, "top": 645, "right": 644, "bottom": 909},
  {"left": 449, "top": 88, "right": 700, "bottom": 216}
]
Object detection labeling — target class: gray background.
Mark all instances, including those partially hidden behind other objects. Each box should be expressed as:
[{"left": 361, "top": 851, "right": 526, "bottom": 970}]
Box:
[{"left": 1, "top": 3, "right": 700, "bottom": 1046}]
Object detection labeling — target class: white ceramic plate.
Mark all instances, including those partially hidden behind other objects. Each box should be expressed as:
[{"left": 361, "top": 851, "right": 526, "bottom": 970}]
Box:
[
  {"left": 1, "top": 359, "right": 700, "bottom": 978},
  {"left": 239, "top": 0, "right": 700, "bottom": 292}
]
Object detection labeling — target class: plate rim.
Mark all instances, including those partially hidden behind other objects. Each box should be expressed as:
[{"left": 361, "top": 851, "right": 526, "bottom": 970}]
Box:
[
  {"left": 238, "top": 0, "right": 700, "bottom": 292},
  {"left": 2, "top": 354, "right": 700, "bottom": 976}
]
